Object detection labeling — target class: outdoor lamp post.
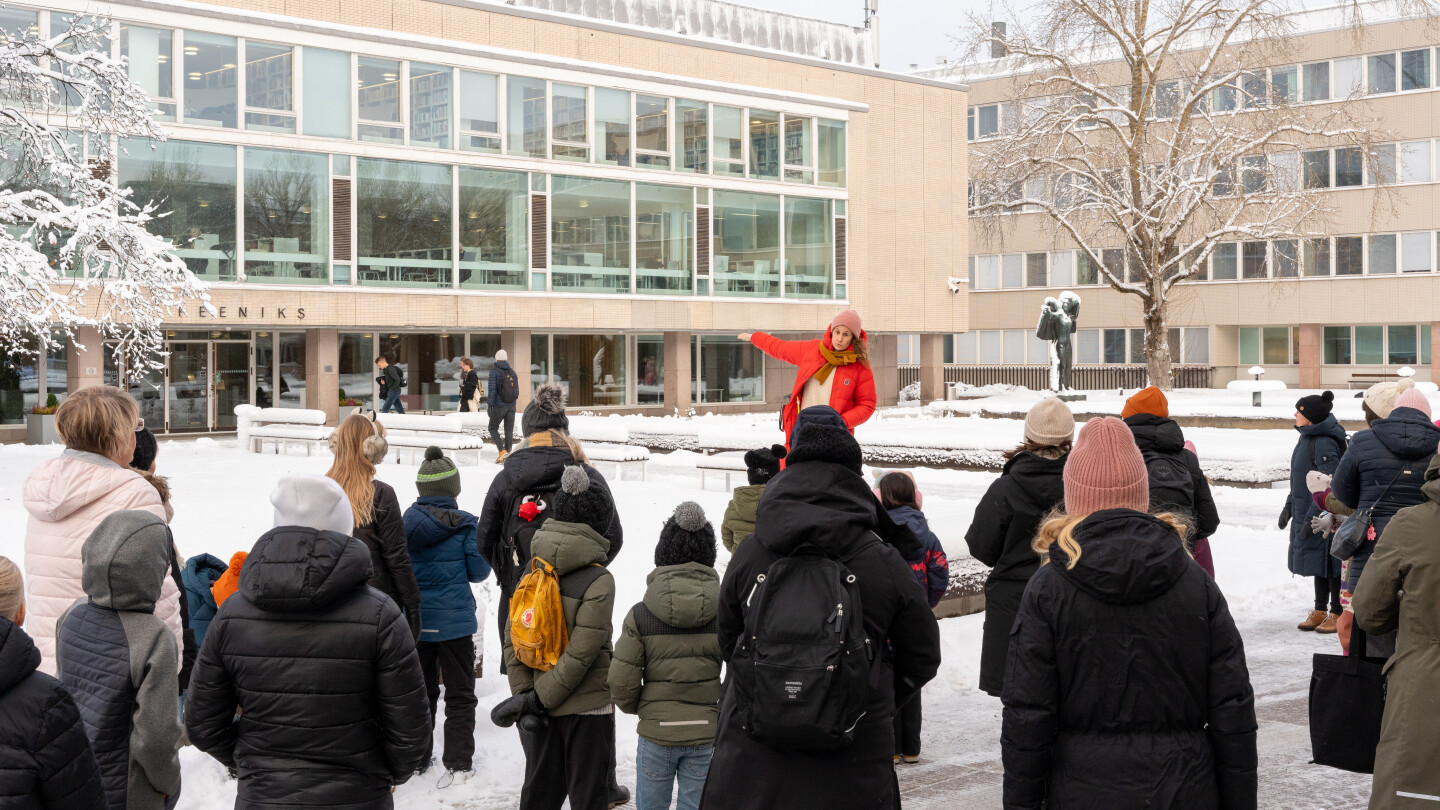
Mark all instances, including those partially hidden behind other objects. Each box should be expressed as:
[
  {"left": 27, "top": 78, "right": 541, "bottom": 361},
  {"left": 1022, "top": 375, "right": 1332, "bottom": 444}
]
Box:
[{"left": 1249, "top": 366, "right": 1266, "bottom": 407}]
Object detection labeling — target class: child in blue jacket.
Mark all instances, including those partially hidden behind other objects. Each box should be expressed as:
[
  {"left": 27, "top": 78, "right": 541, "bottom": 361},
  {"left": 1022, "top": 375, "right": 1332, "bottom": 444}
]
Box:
[{"left": 404, "top": 447, "right": 491, "bottom": 785}]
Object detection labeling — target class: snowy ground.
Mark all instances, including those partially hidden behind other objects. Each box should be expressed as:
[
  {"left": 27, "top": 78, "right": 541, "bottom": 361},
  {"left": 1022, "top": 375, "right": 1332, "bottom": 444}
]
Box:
[{"left": 0, "top": 422, "right": 1374, "bottom": 808}]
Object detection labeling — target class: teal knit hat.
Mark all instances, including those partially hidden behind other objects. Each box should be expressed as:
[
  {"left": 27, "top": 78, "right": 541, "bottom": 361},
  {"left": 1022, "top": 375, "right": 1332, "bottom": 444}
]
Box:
[{"left": 416, "top": 446, "right": 461, "bottom": 498}]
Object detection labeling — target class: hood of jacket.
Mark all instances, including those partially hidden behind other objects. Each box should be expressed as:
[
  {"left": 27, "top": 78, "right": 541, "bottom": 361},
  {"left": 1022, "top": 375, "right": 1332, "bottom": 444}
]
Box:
[
  {"left": 1002, "top": 449, "right": 1069, "bottom": 480},
  {"left": 81, "top": 510, "right": 173, "bottom": 612},
  {"left": 1422, "top": 455, "right": 1440, "bottom": 502},
  {"left": 1371, "top": 407, "right": 1440, "bottom": 460},
  {"left": 1123, "top": 413, "right": 1186, "bottom": 455},
  {"left": 755, "top": 460, "right": 880, "bottom": 559},
  {"left": 502, "top": 444, "right": 574, "bottom": 492},
  {"left": 240, "top": 526, "right": 374, "bottom": 613},
  {"left": 405, "top": 496, "right": 479, "bottom": 551},
  {"left": 0, "top": 619, "right": 40, "bottom": 696},
  {"left": 642, "top": 562, "right": 719, "bottom": 629},
  {"left": 494, "top": 360, "right": 512, "bottom": 372},
  {"left": 530, "top": 520, "right": 610, "bottom": 576},
  {"left": 184, "top": 553, "right": 228, "bottom": 589},
  {"left": 886, "top": 506, "right": 932, "bottom": 562},
  {"left": 23, "top": 451, "right": 149, "bottom": 524},
  {"left": 1053, "top": 509, "right": 1190, "bottom": 605},
  {"left": 728, "top": 484, "right": 764, "bottom": 517},
  {"left": 1296, "top": 414, "right": 1348, "bottom": 445}
]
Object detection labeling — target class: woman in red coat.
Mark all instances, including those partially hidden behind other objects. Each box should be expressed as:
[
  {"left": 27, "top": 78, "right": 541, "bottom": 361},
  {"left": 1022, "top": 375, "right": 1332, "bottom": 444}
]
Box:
[{"left": 739, "top": 309, "right": 878, "bottom": 445}]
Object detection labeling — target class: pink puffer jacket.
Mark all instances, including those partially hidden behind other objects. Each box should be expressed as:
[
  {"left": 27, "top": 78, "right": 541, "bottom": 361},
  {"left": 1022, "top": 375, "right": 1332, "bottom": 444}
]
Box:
[{"left": 23, "top": 451, "right": 182, "bottom": 676}]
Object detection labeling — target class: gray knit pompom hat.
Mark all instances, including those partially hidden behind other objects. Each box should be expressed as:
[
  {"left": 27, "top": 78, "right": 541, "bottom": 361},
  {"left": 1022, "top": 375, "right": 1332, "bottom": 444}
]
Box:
[{"left": 656, "top": 501, "right": 716, "bottom": 568}]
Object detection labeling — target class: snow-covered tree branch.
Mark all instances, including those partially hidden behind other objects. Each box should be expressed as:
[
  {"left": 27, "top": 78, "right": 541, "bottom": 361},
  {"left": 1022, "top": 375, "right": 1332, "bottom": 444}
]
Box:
[
  {"left": 0, "top": 13, "right": 209, "bottom": 376},
  {"left": 959, "top": 0, "right": 1429, "bottom": 389}
]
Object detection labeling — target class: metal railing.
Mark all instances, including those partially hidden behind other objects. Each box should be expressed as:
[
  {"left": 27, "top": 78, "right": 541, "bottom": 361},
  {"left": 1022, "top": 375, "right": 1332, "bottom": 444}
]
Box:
[{"left": 898, "top": 364, "right": 1215, "bottom": 392}]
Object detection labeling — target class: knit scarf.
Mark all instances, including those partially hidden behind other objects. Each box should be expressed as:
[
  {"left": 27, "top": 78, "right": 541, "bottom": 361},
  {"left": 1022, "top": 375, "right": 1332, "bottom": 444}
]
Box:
[{"left": 814, "top": 344, "right": 859, "bottom": 384}]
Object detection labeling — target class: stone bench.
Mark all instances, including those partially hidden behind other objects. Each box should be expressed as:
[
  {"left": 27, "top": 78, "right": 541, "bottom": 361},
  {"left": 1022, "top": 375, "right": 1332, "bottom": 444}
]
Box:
[
  {"left": 583, "top": 442, "right": 649, "bottom": 481},
  {"left": 697, "top": 452, "right": 748, "bottom": 491},
  {"left": 238, "top": 406, "right": 332, "bottom": 456},
  {"left": 377, "top": 413, "right": 484, "bottom": 465}
]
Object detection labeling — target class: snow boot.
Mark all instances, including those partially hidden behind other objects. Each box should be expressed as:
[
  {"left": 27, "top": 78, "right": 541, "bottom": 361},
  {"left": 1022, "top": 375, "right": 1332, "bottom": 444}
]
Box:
[
  {"left": 901, "top": 754, "right": 920, "bottom": 764},
  {"left": 1298, "top": 609, "right": 1327, "bottom": 631},
  {"left": 607, "top": 784, "right": 631, "bottom": 808},
  {"left": 1315, "top": 613, "right": 1340, "bottom": 634}
]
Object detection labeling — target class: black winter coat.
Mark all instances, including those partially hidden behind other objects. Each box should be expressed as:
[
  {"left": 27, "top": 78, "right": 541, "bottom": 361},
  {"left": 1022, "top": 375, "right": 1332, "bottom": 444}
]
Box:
[
  {"left": 353, "top": 481, "right": 423, "bottom": 640},
  {"left": 1123, "top": 414, "right": 1221, "bottom": 538},
  {"left": 966, "top": 451, "right": 1067, "bottom": 697},
  {"left": 0, "top": 619, "right": 105, "bottom": 810},
  {"left": 701, "top": 460, "right": 942, "bottom": 810},
  {"left": 1286, "top": 416, "right": 1347, "bottom": 578},
  {"left": 1001, "top": 509, "right": 1257, "bottom": 810},
  {"left": 1332, "top": 406, "right": 1440, "bottom": 592},
  {"left": 185, "top": 527, "right": 431, "bottom": 809}
]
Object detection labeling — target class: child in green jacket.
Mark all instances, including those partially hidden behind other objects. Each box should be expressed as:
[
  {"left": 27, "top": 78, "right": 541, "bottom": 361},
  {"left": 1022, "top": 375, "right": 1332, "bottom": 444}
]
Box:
[{"left": 720, "top": 445, "right": 785, "bottom": 553}]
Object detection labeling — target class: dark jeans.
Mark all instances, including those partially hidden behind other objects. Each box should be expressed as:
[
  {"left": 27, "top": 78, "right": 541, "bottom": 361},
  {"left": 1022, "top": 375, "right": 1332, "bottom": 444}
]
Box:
[
  {"left": 418, "top": 636, "right": 477, "bottom": 771},
  {"left": 381, "top": 390, "right": 405, "bottom": 413},
  {"left": 1314, "top": 575, "right": 1342, "bottom": 615},
  {"left": 520, "top": 713, "right": 613, "bottom": 810},
  {"left": 488, "top": 404, "right": 516, "bottom": 453},
  {"left": 893, "top": 693, "right": 922, "bottom": 757}
]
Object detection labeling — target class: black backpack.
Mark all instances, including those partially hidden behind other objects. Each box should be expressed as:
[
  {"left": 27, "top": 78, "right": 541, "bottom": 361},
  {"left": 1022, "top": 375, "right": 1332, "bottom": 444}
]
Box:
[
  {"left": 730, "top": 543, "right": 874, "bottom": 751},
  {"left": 494, "top": 486, "right": 557, "bottom": 596},
  {"left": 498, "top": 368, "right": 520, "bottom": 404},
  {"left": 394, "top": 365, "right": 407, "bottom": 390},
  {"left": 1142, "top": 449, "right": 1196, "bottom": 517}
]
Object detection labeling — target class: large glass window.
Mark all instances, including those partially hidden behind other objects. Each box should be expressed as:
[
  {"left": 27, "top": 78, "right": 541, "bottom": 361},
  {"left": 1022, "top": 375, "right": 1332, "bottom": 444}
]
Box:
[
  {"left": 635, "top": 95, "right": 670, "bottom": 169},
  {"left": 276, "top": 332, "right": 307, "bottom": 408},
  {"left": 595, "top": 88, "right": 631, "bottom": 167},
  {"left": 1274, "top": 239, "right": 1299, "bottom": 277},
  {"left": 1239, "top": 328, "right": 1260, "bottom": 366},
  {"left": 119, "top": 140, "right": 236, "bottom": 281},
  {"left": 1242, "top": 241, "right": 1268, "bottom": 279},
  {"left": 1304, "top": 238, "right": 1331, "bottom": 276},
  {"left": 1355, "top": 325, "right": 1384, "bottom": 364},
  {"left": 379, "top": 333, "right": 464, "bottom": 410},
  {"left": 818, "top": 119, "right": 846, "bottom": 187},
  {"left": 712, "top": 105, "right": 744, "bottom": 177},
  {"left": 1128, "top": 329, "right": 1145, "bottom": 364},
  {"left": 459, "top": 71, "right": 500, "bottom": 153},
  {"left": 338, "top": 332, "right": 375, "bottom": 410},
  {"left": 243, "top": 148, "right": 327, "bottom": 283},
  {"left": 1403, "top": 231, "right": 1432, "bottom": 273},
  {"left": 508, "top": 76, "right": 547, "bottom": 159},
  {"left": 302, "top": 48, "right": 350, "bottom": 139},
  {"left": 1335, "top": 236, "right": 1364, "bottom": 275},
  {"left": 696, "top": 336, "right": 762, "bottom": 403},
  {"left": 1402, "top": 140, "right": 1431, "bottom": 183},
  {"left": 356, "top": 158, "right": 452, "bottom": 288},
  {"left": 1335, "top": 147, "right": 1363, "bottom": 186},
  {"left": 785, "top": 197, "right": 832, "bottom": 298},
  {"left": 1403, "top": 49, "right": 1431, "bottom": 90},
  {"left": 551, "top": 176, "right": 630, "bottom": 293},
  {"left": 357, "top": 57, "right": 402, "bottom": 144},
  {"left": 1102, "top": 329, "right": 1126, "bottom": 363},
  {"left": 1026, "top": 252, "right": 1048, "bottom": 286},
  {"left": 551, "top": 83, "right": 588, "bottom": 161},
  {"left": 531, "top": 334, "right": 551, "bottom": 393},
  {"left": 553, "top": 334, "right": 625, "bottom": 407},
  {"left": 712, "top": 191, "right": 780, "bottom": 297},
  {"left": 1076, "top": 329, "right": 1099, "bottom": 364},
  {"left": 1211, "top": 243, "right": 1238, "bottom": 280},
  {"left": 1263, "top": 327, "right": 1290, "bottom": 365},
  {"left": 637, "top": 335, "right": 664, "bottom": 404},
  {"left": 749, "top": 110, "right": 780, "bottom": 180},
  {"left": 459, "top": 167, "right": 527, "bottom": 290},
  {"left": 120, "top": 25, "right": 174, "bottom": 121},
  {"left": 635, "top": 184, "right": 693, "bottom": 294},
  {"left": 677, "top": 99, "right": 707, "bottom": 173},
  {"left": 1368, "top": 53, "right": 1397, "bottom": 94},
  {"left": 409, "top": 63, "right": 453, "bottom": 149},
  {"left": 1368, "top": 233, "right": 1396, "bottom": 274},
  {"left": 1368, "top": 143, "right": 1397, "bottom": 185},
  {"left": 0, "top": 340, "right": 38, "bottom": 424},
  {"left": 1076, "top": 252, "right": 1099, "bottom": 284},
  {"left": 1003, "top": 253, "right": 1025, "bottom": 288},
  {"left": 1303, "top": 61, "right": 1330, "bottom": 101},
  {"left": 1303, "top": 150, "right": 1331, "bottom": 189},
  {"left": 1183, "top": 328, "right": 1209, "bottom": 364},
  {"left": 1324, "top": 326, "right": 1351, "bottom": 364},
  {"left": 1389, "top": 325, "right": 1419, "bottom": 365},
  {"left": 244, "top": 41, "right": 293, "bottom": 133},
  {"left": 183, "top": 32, "right": 237, "bottom": 128},
  {"left": 1334, "top": 57, "right": 1363, "bottom": 96},
  {"left": 783, "top": 115, "right": 813, "bottom": 183}
]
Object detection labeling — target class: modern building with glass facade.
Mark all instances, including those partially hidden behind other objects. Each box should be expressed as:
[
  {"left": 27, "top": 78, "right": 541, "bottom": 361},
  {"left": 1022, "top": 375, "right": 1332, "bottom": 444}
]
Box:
[
  {"left": 0, "top": 0, "right": 969, "bottom": 436},
  {"left": 915, "top": 5, "right": 1440, "bottom": 389}
]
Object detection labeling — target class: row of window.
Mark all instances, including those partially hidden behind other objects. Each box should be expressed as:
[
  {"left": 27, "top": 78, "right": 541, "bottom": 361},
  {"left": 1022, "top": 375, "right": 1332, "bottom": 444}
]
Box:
[
  {"left": 1236, "top": 325, "right": 1434, "bottom": 367},
  {"left": 86, "top": 139, "right": 842, "bottom": 298},
  {"left": 0, "top": 9, "right": 846, "bottom": 187},
  {"left": 899, "top": 328, "right": 1211, "bottom": 366},
  {"left": 967, "top": 46, "right": 1440, "bottom": 141}
]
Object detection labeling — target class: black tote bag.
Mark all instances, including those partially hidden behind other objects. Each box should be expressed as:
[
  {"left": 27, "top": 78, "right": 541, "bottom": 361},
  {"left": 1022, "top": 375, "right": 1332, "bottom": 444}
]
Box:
[{"left": 1309, "top": 625, "right": 1387, "bottom": 774}]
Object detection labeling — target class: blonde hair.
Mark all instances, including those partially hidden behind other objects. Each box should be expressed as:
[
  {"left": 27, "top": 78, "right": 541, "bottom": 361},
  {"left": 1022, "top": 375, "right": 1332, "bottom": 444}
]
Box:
[
  {"left": 55, "top": 386, "right": 138, "bottom": 459},
  {"left": 0, "top": 557, "right": 24, "bottom": 623},
  {"left": 525, "top": 428, "right": 588, "bottom": 464},
  {"left": 1033, "top": 508, "right": 1191, "bottom": 570},
  {"left": 326, "top": 414, "right": 383, "bottom": 527}
]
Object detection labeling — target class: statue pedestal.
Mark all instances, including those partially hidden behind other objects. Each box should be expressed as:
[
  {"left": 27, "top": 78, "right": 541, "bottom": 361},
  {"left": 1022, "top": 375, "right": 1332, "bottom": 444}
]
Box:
[{"left": 1057, "top": 393, "right": 1088, "bottom": 402}]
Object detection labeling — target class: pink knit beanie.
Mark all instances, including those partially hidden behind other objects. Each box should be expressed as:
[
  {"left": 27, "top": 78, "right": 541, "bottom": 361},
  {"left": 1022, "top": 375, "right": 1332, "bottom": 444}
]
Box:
[
  {"left": 1064, "top": 417, "right": 1150, "bottom": 515},
  {"left": 830, "top": 309, "right": 863, "bottom": 339},
  {"left": 1395, "top": 387, "right": 1432, "bottom": 418}
]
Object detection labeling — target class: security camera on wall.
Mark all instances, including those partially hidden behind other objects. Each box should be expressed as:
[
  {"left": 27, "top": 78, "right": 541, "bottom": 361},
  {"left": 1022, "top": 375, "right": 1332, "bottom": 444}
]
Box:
[{"left": 947, "top": 276, "right": 966, "bottom": 294}]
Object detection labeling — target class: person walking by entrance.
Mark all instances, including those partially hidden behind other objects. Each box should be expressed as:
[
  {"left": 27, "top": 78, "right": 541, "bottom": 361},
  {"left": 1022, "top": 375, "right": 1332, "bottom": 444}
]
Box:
[
  {"left": 458, "top": 358, "right": 482, "bottom": 413},
  {"left": 376, "top": 355, "right": 406, "bottom": 414},
  {"left": 488, "top": 350, "right": 520, "bottom": 461}
]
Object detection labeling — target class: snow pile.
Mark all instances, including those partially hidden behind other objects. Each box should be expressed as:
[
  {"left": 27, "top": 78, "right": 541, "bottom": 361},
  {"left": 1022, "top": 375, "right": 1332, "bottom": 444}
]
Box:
[{"left": 899, "top": 381, "right": 921, "bottom": 403}]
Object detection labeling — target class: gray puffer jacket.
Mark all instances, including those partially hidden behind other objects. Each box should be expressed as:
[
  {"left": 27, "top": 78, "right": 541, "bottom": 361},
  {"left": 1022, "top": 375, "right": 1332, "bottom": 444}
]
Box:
[{"left": 56, "top": 510, "right": 181, "bottom": 810}]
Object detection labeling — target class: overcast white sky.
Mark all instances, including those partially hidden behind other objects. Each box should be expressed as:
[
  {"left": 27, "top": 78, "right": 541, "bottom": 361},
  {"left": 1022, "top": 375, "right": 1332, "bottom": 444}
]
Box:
[{"left": 738, "top": 0, "right": 989, "bottom": 71}]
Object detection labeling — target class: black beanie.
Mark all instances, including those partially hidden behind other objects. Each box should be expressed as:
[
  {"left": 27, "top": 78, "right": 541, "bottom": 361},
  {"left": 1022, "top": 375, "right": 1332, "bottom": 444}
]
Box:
[
  {"left": 549, "top": 465, "right": 612, "bottom": 534},
  {"left": 744, "top": 444, "right": 787, "bottom": 486},
  {"left": 655, "top": 501, "right": 716, "bottom": 568},
  {"left": 787, "top": 422, "right": 863, "bottom": 475},
  {"left": 522, "top": 383, "right": 570, "bottom": 436},
  {"left": 1296, "top": 390, "right": 1335, "bottom": 423},
  {"left": 131, "top": 427, "right": 158, "bottom": 472}
]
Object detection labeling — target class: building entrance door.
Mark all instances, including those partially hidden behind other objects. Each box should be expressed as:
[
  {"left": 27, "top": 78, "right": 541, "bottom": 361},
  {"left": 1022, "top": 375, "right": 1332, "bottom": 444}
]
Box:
[
  {"left": 108, "top": 336, "right": 255, "bottom": 433},
  {"left": 212, "top": 342, "right": 251, "bottom": 430},
  {"left": 166, "top": 343, "right": 209, "bottom": 432}
]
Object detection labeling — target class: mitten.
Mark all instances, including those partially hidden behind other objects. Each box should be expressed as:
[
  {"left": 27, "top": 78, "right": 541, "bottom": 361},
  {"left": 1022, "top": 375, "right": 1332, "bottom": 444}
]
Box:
[
  {"left": 491, "top": 689, "right": 544, "bottom": 728},
  {"left": 1278, "top": 500, "right": 1292, "bottom": 530}
]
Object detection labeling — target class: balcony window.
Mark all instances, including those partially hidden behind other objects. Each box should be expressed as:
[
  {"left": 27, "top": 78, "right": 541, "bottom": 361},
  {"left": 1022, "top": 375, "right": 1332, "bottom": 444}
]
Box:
[
  {"left": 459, "top": 71, "right": 500, "bottom": 153},
  {"left": 356, "top": 158, "right": 453, "bottom": 288},
  {"left": 244, "top": 42, "right": 293, "bottom": 133},
  {"left": 357, "top": 57, "right": 402, "bottom": 144},
  {"left": 712, "top": 105, "right": 744, "bottom": 177},
  {"left": 784, "top": 197, "right": 832, "bottom": 298},
  {"left": 183, "top": 32, "right": 237, "bottom": 128},
  {"left": 507, "top": 76, "right": 547, "bottom": 159},
  {"left": 301, "top": 48, "right": 350, "bottom": 139},
  {"left": 243, "top": 148, "right": 328, "bottom": 284},
  {"left": 551, "top": 176, "right": 631, "bottom": 293},
  {"left": 635, "top": 183, "right": 693, "bottom": 295},
  {"left": 712, "top": 191, "right": 780, "bottom": 297},
  {"left": 459, "top": 167, "right": 528, "bottom": 290},
  {"left": 409, "top": 63, "right": 452, "bottom": 149},
  {"left": 676, "top": 99, "right": 707, "bottom": 173},
  {"left": 595, "top": 88, "right": 631, "bottom": 167}
]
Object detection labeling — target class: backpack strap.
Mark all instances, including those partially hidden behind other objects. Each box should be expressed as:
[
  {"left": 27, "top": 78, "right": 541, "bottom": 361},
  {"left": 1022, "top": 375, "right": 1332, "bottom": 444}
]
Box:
[
  {"left": 632, "top": 603, "right": 718, "bottom": 637},
  {"left": 559, "top": 563, "right": 608, "bottom": 600}
]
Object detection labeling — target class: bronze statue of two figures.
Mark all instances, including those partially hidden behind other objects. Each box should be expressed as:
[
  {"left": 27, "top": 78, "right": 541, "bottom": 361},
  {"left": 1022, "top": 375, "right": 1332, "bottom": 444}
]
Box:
[{"left": 1036, "top": 292, "right": 1081, "bottom": 393}]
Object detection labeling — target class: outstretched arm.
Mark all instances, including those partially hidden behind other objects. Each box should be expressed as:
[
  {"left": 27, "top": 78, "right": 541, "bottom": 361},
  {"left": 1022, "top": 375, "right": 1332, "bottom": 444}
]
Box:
[{"left": 744, "top": 332, "right": 816, "bottom": 367}]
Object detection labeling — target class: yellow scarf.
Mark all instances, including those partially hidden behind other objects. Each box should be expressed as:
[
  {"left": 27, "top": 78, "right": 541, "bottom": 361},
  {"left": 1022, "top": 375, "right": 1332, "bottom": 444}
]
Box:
[{"left": 814, "top": 344, "right": 859, "bottom": 384}]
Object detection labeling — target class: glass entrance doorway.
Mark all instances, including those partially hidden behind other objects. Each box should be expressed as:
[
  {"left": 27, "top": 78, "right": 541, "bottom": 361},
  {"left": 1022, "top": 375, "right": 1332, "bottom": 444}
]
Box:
[{"left": 110, "top": 337, "right": 254, "bottom": 433}]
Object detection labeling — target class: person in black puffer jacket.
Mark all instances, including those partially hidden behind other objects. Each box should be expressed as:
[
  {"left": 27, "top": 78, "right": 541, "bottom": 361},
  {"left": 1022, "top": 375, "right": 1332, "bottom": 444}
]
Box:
[
  {"left": 965, "top": 397, "right": 1072, "bottom": 698},
  {"left": 1002, "top": 417, "right": 1256, "bottom": 810},
  {"left": 185, "top": 475, "right": 430, "bottom": 809},
  {"left": 1120, "top": 387, "right": 1221, "bottom": 540},
  {"left": 700, "top": 409, "right": 942, "bottom": 810},
  {"left": 0, "top": 557, "right": 105, "bottom": 810}
]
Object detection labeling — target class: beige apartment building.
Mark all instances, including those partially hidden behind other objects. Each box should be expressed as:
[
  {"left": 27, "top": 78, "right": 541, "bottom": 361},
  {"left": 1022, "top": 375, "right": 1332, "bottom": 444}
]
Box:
[
  {"left": 0, "top": 0, "right": 968, "bottom": 438},
  {"left": 914, "top": 4, "right": 1440, "bottom": 390}
]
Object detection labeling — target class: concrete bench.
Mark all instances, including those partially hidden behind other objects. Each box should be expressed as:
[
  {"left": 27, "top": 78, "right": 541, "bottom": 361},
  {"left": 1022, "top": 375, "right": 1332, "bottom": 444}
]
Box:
[
  {"left": 238, "top": 406, "right": 332, "bottom": 455},
  {"left": 583, "top": 442, "right": 649, "bottom": 481},
  {"left": 696, "top": 452, "right": 748, "bottom": 491},
  {"left": 377, "top": 413, "right": 484, "bottom": 465}
]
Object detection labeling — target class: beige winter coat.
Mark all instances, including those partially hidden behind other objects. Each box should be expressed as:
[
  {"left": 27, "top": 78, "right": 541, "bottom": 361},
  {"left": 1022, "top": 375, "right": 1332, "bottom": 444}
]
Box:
[{"left": 23, "top": 450, "right": 182, "bottom": 676}]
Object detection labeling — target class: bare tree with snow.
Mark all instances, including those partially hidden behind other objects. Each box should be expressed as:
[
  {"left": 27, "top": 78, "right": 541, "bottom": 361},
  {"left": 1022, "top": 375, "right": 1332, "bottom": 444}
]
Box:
[
  {"left": 960, "top": 0, "right": 1427, "bottom": 389},
  {"left": 0, "top": 13, "right": 209, "bottom": 376}
]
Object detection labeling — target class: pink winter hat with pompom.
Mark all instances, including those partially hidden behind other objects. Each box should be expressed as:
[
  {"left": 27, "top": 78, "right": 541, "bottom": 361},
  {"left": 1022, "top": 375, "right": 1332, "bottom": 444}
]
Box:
[{"left": 1395, "top": 388, "right": 1432, "bottom": 419}]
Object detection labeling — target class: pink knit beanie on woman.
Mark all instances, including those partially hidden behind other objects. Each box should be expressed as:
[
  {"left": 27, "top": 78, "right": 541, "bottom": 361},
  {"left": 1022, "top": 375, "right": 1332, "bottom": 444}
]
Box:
[
  {"left": 1063, "top": 417, "right": 1150, "bottom": 515},
  {"left": 830, "top": 310, "right": 863, "bottom": 339},
  {"left": 1395, "top": 387, "right": 1432, "bottom": 419}
]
